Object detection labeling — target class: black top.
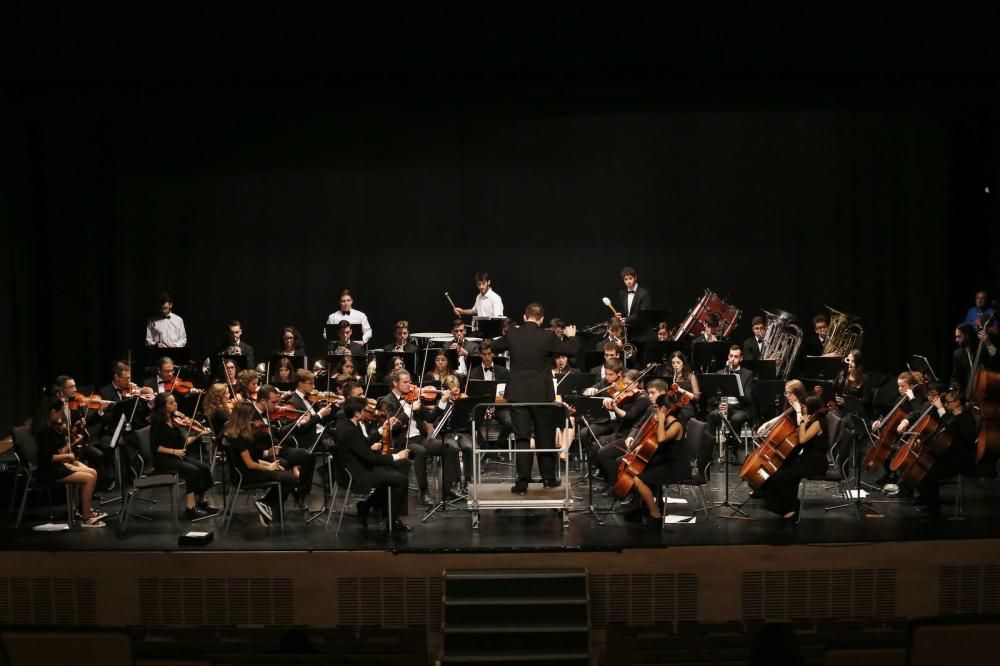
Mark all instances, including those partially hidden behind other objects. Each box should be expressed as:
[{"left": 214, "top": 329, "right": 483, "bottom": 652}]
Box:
[
  {"left": 228, "top": 433, "right": 272, "bottom": 472},
  {"left": 618, "top": 285, "right": 652, "bottom": 322},
  {"left": 799, "top": 416, "right": 829, "bottom": 455},
  {"left": 492, "top": 322, "right": 579, "bottom": 403},
  {"left": 334, "top": 417, "right": 398, "bottom": 495},
  {"left": 35, "top": 426, "right": 71, "bottom": 482},
  {"left": 150, "top": 420, "right": 185, "bottom": 457}
]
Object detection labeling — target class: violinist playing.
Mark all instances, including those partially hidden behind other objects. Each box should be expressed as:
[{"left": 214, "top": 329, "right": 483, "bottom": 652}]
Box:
[
  {"left": 618, "top": 379, "right": 688, "bottom": 526},
  {"left": 55, "top": 375, "right": 112, "bottom": 491},
  {"left": 149, "top": 393, "right": 218, "bottom": 519},
  {"left": 913, "top": 389, "right": 978, "bottom": 515},
  {"left": 758, "top": 394, "right": 830, "bottom": 520},
  {"left": 32, "top": 397, "right": 107, "bottom": 527},
  {"left": 581, "top": 359, "right": 626, "bottom": 446},
  {"left": 593, "top": 369, "right": 652, "bottom": 487},
  {"left": 203, "top": 383, "right": 234, "bottom": 439},
  {"left": 251, "top": 384, "right": 316, "bottom": 508},
  {"left": 97, "top": 361, "right": 155, "bottom": 488},
  {"left": 225, "top": 401, "right": 298, "bottom": 527},
  {"left": 334, "top": 396, "right": 412, "bottom": 533},
  {"left": 429, "top": 375, "right": 475, "bottom": 496},
  {"left": 234, "top": 369, "right": 260, "bottom": 403}
]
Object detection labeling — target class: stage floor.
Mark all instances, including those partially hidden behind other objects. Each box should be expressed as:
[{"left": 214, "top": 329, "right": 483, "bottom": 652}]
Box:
[{"left": 3, "top": 461, "right": 999, "bottom": 553}]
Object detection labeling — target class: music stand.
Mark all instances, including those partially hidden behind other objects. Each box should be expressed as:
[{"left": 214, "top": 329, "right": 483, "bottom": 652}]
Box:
[
  {"left": 640, "top": 341, "right": 689, "bottom": 366},
  {"left": 825, "top": 412, "right": 882, "bottom": 518},
  {"left": 563, "top": 395, "right": 615, "bottom": 524},
  {"left": 466, "top": 355, "right": 509, "bottom": 373},
  {"left": 147, "top": 347, "right": 188, "bottom": 368},
  {"left": 326, "top": 353, "right": 366, "bottom": 377},
  {"left": 266, "top": 354, "right": 305, "bottom": 384},
  {"left": 692, "top": 341, "right": 731, "bottom": 373},
  {"left": 742, "top": 359, "right": 777, "bottom": 381},
  {"left": 907, "top": 354, "right": 938, "bottom": 382},
  {"left": 323, "top": 323, "right": 364, "bottom": 345},
  {"left": 557, "top": 373, "right": 597, "bottom": 397},
  {"left": 754, "top": 380, "right": 787, "bottom": 422},
  {"left": 467, "top": 380, "right": 498, "bottom": 399},
  {"left": 365, "top": 383, "right": 390, "bottom": 399},
  {"left": 423, "top": 395, "right": 488, "bottom": 521},
  {"left": 472, "top": 317, "right": 504, "bottom": 338},
  {"left": 372, "top": 350, "right": 418, "bottom": 379},
  {"left": 582, "top": 350, "right": 607, "bottom": 373},
  {"left": 799, "top": 355, "right": 845, "bottom": 381},
  {"left": 696, "top": 373, "right": 748, "bottom": 517}
]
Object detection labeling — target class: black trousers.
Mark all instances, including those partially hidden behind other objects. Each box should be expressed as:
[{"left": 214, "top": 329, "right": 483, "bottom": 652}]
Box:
[
  {"left": 596, "top": 436, "right": 627, "bottom": 483},
  {"left": 916, "top": 448, "right": 973, "bottom": 506},
  {"left": 240, "top": 468, "right": 297, "bottom": 514},
  {"left": 700, "top": 408, "right": 750, "bottom": 473},
  {"left": 760, "top": 448, "right": 828, "bottom": 515},
  {"left": 509, "top": 405, "right": 563, "bottom": 483},
  {"left": 277, "top": 446, "right": 315, "bottom": 495},
  {"left": 450, "top": 432, "right": 474, "bottom": 484},
  {"left": 366, "top": 466, "right": 409, "bottom": 519},
  {"left": 80, "top": 441, "right": 111, "bottom": 485},
  {"left": 407, "top": 436, "right": 459, "bottom": 492},
  {"left": 153, "top": 454, "right": 214, "bottom": 494}
]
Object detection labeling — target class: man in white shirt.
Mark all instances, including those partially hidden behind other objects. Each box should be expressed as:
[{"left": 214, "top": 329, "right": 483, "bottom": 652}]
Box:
[
  {"left": 325, "top": 289, "right": 372, "bottom": 345},
  {"left": 146, "top": 293, "right": 187, "bottom": 348},
  {"left": 454, "top": 272, "right": 504, "bottom": 319}
]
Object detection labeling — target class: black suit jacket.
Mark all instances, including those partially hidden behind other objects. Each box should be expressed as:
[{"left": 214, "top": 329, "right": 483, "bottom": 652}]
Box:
[
  {"left": 284, "top": 390, "right": 338, "bottom": 430},
  {"left": 334, "top": 417, "right": 398, "bottom": 495},
  {"left": 469, "top": 364, "right": 510, "bottom": 382},
  {"left": 801, "top": 334, "right": 826, "bottom": 359},
  {"left": 618, "top": 285, "right": 651, "bottom": 322},
  {"left": 742, "top": 336, "right": 765, "bottom": 362},
  {"left": 218, "top": 341, "right": 255, "bottom": 367},
  {"left": 706, "top": 366, "right": 755, "bottom": 412},
  {"left": 377, "top": 391, "right": 441, "bottom": 450},
  {"left": 383, "top": 341, "right": 418, "bottom": 354},
  {"left": 491, "top": 323, "right": 579, "bottom": 403},
  {"left": 328, "top": 340, "right": 365, "bottom": 356}
]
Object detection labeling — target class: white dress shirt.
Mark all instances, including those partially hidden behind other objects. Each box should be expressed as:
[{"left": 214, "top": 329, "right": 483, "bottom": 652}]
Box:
[
  {"left": 146, "top": 314, "right": 188, "bottom": 347},
  {"left": 326, "top": 310, "right": 372, "bottom": 344},
  {"left": 626, "top": 288, "right": 636, "bottom": 315},
  {"left": 473, "top": 289, "right": 504, "bottom": 318},
  {"left": 394, "top": 391, "right": 421, "bottom": 439}
]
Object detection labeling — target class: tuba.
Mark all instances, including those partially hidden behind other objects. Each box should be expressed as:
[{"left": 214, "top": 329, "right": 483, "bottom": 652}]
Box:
[
  {"left": 822, "top": 306, "right": 863, "bottom": 356},
  {"left": 760, "top": 310, "right": 803, "bottom": 380}
]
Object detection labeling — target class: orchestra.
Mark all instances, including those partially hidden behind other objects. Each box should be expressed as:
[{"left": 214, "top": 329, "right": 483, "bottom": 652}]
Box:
[{"left": 16, "top": 280, "right": 1000, "bottom": 538}]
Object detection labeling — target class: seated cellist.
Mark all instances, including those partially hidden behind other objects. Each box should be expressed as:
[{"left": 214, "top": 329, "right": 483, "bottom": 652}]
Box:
[{"left": 616, "top": 379, "right": 688, "bottom": 527}]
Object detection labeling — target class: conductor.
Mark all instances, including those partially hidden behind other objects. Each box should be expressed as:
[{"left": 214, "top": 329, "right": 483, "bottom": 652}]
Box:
[{"left": 491, "top": 303, "right": 579, "bottom": 494}]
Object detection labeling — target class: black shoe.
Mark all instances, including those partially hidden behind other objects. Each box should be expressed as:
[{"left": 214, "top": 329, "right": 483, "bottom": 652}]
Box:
[
  {"left": 623, "top": 508, "right": 643, "bottom": 523},
  {"left": 510, "top": 483, "right": 528, "bottom": 495},
  {"left": 356, "top": 500, "right": 370, "bottom": 527},
  {"left": 185, "top": 507, "right": 208, "bottom": 520},
  {"left": 197, "top": 503, "right": 220, "bottom": 516},
  {"left": 419, "top": 492, "right": 434, "bottom": 506},
  {"left": 643, "top": 514, "right": 664, "bottom": 529},
  {"left": 292, "top": 489, "right": 307, "bottom": 510},
  {"left": 389, "top": 519, "right": 413, "bottom": 533},
  {"left": 542, "top": 478, "right": 561, "bottom": 489}
]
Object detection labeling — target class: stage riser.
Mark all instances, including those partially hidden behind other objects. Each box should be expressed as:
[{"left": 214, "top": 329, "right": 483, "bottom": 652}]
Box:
[{"left": 1, "top": 540, "right": 999, "bottom": 629}]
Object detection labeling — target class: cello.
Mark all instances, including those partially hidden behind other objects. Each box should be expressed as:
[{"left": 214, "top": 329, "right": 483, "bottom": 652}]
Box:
[
  {"left": 890, "top": 404, "right": 956, "bottom": 489},
  {"left": 611, "top": 391, "right": 690, "bottom": 499},
  {"left": 862, "top": 373, "right": 927, "bottom": 473},
  {"left": 966, "top": 309, "right": 1000, "bottom": 461},
  {"left": 739, "top": 408, "right": 801, "bottom": 491}
]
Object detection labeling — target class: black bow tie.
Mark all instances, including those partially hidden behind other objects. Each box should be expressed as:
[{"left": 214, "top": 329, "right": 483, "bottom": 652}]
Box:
[
  {"left": 627, "top": 290, "right": 635, "bottom": 294},
  {"left": 342, "top": 311, "right": 351, "bottom": 316}
]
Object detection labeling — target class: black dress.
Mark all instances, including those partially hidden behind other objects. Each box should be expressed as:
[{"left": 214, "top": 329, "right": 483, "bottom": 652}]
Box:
[
  {"left": 35, "top": 426, "right": 71, "bottom": 483},
  {"left": 638, "top": 420, "right": 691, "bottom": 486},
  {"left": 760, "top": 417, "right": 829, "bottom": 515},
  {"left": 229, "top": 434, "right": 296, "bottom": 513}
]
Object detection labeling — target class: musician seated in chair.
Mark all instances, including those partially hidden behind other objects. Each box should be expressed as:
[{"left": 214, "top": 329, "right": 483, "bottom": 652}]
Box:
[
  {"left": 693, "top": 313, "right": 723, "bottom": 344},
  {"left": 590, "top": 342, "right": 622, "bottom": 377},
  {"left": 593, "top": 318, "right": 627, "bottom": 351},
  {"left": 913, "top": 390, "right": 978, "bottom": 515},
  {"left": 872, "top": 371, "right": 927, "bottom": 493},
  {"left": 593, "top": 369, "right": 652, "bottom": 486},
  {"left": 328, "top": 320, "right": 365, "bottom": 356},
  {"left": 383, "top": 320, "right": 418, "bottom": 353},
  {"left": 757, "top": 395, "right": 829, "bottom": 520},
  {"left": 695, "top": 346, "right": 755, "bottom": 482},
  {"left": 581, "top": 359, "right": 626, "bottom": 448},
  {"left": 614, "top": 379, "right": 688, "bottom": 527}
]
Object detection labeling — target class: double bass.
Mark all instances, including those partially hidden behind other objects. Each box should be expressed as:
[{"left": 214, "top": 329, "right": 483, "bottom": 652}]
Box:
[
  {"left": 967, "top": 309, "right": 1000, "bottom": 461},
  {"left": 611, "top": 391, "right": 690, "bottom": 499},
  {"left": 739, "top": 408, "right": 802, "bottom": 490}
]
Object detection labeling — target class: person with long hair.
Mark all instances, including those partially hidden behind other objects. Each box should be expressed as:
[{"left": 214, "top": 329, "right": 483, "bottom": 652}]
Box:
[
  {"left": 619, "top": 379, "right": 687, "bottom": 527},
  {"left": 758, "top": 395, "right": 830, "bottom": 519},
  {"left": 665, "top": 351, "right": 700, "bottom": 421},
  {"left": 224, "top": 401, "right": 297, "bottom": 526},
  {"left": 270, "top": 356, "right": 296, "bottom": 386},
  {"left": 383, "top": 355, "right": 406, "bottom": 384},
  {"left": 149, "top": 393, "right": 217, "bottom": 519},
  {"left": 275, "top": 326, "right": 306, "bottom": 357},
  {"left": 833, "top": 349, "right": 869, "bottom": 416},
  {"left": 234, "top": 369, "right": 260, "bottom": 403},
  {"left": 31, "top": 398, "right": 106, "bottom": 527},
  {"left": 423, "top": 352, "right": 455, "bottom": 385},
  {"left": 202, "top": 383, "right": 233, "bottom": 438}
]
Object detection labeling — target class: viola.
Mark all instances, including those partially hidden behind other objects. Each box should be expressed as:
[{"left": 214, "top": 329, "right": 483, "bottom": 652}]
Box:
[
  {"left": 403, "top": 386, "right": 445, "bottom": 403},
  {"left": 611, "top": 393, "right": 690, "bottom": 499},
  {"left": 53, "top": 420, "right": 86, "bottom": 449},
  {"left": 172, "top": 412, "right": 210, "bottom": 435},
  {"left": 306, "top": 390, "right": 345, "bottom": 406}
]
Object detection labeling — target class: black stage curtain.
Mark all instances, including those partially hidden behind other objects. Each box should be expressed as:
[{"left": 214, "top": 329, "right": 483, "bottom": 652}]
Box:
[{"left": 2, "top": 89, "right": 996, "bottom": 432}]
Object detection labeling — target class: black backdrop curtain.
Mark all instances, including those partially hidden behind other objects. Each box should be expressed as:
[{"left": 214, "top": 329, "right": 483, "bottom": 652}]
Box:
[{"left": 2, "top": 86, "right": 997, "bottom": 433}]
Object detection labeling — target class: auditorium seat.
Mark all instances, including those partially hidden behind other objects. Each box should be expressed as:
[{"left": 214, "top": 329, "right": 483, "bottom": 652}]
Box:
[{"left": 1, "top": 629, "right": 132, "bottom": 666}]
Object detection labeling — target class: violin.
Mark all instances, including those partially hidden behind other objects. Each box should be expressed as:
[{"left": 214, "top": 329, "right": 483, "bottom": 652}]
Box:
[
  {"left": 172, "top": 411, "right": 210, "bottom": 435},
  {"left": 67, "top": 394, "right": 114, "bottom": 411},
  {"left": 163, "top": 377, "right": 203, "bottom": 395},
  {"left": 403, "top": 386, "right": 446, "bottom": 403},
  {"left": 124, "top": 383, "right": 155, "bottom": 402},
  {"left": 306, "top": 390, "right": 345, "bottom": 406},
  {"left": 268, "top": 405, "right": 305, "bottom": 421},
  {"left": 53, "top": 419, "right": 86, "bottom": 449}
]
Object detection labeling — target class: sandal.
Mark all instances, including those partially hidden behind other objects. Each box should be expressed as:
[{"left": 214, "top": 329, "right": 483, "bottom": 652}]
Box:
[
  {"left": 82, "top": 516, "right": 107, "bottom": 528},
  {"left": 89, "top": 511, "right": 109, "bottom": 521}
]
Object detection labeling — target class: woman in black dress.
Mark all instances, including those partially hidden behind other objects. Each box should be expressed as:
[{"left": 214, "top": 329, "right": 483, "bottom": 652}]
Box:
[
  {"left": 202, "top": 383, "right": 233, "bottom": 439},
  {"left": 759, "top": 395, "right": 830, "bottom": 519},
  {"left": 621, "top": 379, "right": 689, "bottom": 526},
  {"left": 149, "top": 393, "right": 218, "bottom": 519},
  {"left": 32, "top": 398, "right": 106, "bottom": 527},
  {"left": 224, "top": 402, "right": 297, "bottom": 526},
  {"left": 833, "top": 349, "right": 870, "bottom": 417},
  {"left": 274, "top": 326, "right": 306, "bottom": 357},
  {"left": 665, "top": 351, "right": 700, "bottom": 421}
]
